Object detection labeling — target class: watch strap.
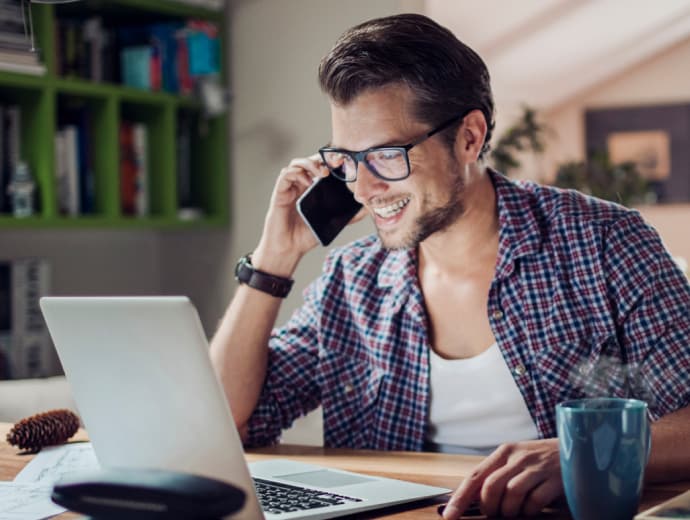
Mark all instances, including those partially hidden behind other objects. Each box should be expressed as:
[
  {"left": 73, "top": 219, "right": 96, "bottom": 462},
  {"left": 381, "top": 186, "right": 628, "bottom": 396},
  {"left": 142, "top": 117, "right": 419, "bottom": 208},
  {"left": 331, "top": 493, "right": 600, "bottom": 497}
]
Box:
[{"left": 234, "top": 254, "right": 293, "bottom": 298}]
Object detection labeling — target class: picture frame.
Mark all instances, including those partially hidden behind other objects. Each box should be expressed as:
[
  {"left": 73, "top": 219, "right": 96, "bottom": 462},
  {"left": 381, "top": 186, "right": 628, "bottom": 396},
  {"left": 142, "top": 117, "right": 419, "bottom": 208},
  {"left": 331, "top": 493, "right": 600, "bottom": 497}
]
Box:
[{"left": 585, "top": 103, "right": 690, "bottom": 203}]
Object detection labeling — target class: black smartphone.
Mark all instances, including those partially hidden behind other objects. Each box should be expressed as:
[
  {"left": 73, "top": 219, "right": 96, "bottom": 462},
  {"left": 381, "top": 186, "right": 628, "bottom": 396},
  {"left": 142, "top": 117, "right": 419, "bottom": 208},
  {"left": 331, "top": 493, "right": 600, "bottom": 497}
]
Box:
[{"left": 297, "top": 174, "right": 363, "bottom": 246}]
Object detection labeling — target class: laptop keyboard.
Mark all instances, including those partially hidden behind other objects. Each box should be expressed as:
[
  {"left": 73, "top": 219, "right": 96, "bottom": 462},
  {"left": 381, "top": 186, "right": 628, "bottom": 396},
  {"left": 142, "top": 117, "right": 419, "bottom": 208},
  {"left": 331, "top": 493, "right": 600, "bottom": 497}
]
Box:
[{"left": 253, "top": 477, "right": 363, "bottom": 515}]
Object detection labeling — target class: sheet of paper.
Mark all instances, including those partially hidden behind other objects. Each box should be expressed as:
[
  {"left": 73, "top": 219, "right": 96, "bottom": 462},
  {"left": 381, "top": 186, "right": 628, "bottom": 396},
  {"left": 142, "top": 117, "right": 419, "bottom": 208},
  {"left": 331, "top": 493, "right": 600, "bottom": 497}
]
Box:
[
  {"left": 0, "top": 482, "right": 65, "bottom": 520},
  {"left": 0, "top": 443, "right": 100, "bottom": 520},
  {"left": 14, "top": 442, "right": 99, "bottom": 485}
]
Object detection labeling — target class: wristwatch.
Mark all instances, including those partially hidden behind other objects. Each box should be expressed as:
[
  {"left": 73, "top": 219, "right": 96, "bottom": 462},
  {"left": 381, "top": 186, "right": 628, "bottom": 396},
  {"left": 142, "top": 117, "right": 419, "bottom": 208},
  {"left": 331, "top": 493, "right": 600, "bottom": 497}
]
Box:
[{"left": 234, "top": 253, "right": 294, "bottom": 298}]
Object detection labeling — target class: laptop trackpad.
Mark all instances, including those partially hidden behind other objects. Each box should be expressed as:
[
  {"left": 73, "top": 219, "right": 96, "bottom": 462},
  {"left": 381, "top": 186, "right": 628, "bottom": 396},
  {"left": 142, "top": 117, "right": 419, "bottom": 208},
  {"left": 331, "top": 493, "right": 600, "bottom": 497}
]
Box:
[{"left": 277, "top": 470, "right": 375, "bottom": 488}]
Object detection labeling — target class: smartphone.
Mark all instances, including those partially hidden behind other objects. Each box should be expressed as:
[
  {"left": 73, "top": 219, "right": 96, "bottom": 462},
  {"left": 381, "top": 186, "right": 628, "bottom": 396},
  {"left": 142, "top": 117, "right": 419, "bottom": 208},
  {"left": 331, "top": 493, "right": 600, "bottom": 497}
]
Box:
[{"left": 296, "top": 174, "right": 363, "bottom": 246}]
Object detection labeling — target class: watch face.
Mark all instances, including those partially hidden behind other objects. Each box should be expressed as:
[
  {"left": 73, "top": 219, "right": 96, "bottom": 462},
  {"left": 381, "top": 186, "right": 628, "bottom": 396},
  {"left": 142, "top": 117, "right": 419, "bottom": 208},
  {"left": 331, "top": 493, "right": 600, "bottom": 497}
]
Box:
[{"left": 235, "top": 255, "right": 249, "bottom": 281}]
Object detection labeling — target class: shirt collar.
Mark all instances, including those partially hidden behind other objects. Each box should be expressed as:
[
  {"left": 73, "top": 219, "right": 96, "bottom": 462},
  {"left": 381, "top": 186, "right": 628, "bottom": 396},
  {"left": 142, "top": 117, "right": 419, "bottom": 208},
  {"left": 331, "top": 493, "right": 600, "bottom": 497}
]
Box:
[
  {"left": 374, "top": 168, "right": 544, "bottom": 288},
  {"left": 377, "top": 246, "right": 417, "bottom": 289},
  {"left": 490, "top": 169, "right": 544, "bottom": 279}
]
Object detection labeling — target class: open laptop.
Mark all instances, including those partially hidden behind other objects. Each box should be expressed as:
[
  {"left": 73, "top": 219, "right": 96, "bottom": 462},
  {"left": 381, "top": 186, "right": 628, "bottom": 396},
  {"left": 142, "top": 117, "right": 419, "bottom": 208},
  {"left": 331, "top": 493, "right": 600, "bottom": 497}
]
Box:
[{"left": 40, "top": 296, "right": 450, "bottom": 519}]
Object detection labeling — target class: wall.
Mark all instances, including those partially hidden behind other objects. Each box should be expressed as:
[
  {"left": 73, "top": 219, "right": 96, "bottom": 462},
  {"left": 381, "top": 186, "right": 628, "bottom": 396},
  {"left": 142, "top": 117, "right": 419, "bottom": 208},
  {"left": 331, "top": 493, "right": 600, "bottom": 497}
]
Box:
[{"left": 539, "top": 35, "right": 690, "bottom": 262}]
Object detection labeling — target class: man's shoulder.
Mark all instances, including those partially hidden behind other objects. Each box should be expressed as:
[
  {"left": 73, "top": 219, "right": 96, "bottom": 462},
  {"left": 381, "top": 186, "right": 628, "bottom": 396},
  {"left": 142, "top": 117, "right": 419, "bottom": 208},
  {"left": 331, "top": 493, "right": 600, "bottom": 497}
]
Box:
[{"left": 505, "top": 176, "right": 639, "bottom": 231}]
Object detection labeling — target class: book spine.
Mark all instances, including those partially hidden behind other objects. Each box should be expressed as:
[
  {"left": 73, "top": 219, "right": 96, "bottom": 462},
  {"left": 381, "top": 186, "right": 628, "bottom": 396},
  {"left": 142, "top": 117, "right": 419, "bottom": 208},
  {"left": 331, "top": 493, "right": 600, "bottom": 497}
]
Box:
[
  {"left": 0, "top": 261, "right": 11, "bottom": 379},
  {"left": 0, "top": 104, "right": 4, "bottom": 213},
  {"left": 176, "top": 115, "right": 192, "bottom": 208},
  {"left": 119, "top": 121, "right": 136, "bottom": 215},
  {"left": 54, "top": 130, "right": 69, "bottom": 215},
  {"left": 2, "top": 105, "right": 20, "bottom": 213},
  {"left": 77, "top": 111, "right": 94, "bottom": 214},
  {"left": 10, "top": 258, "right": 54, "bottom": 379},
  {"left": 133, "top": 123, "right": 149, "bottom": 217},
  {"left": 62, "top": 125, "right": 80, "bottom": 216}
]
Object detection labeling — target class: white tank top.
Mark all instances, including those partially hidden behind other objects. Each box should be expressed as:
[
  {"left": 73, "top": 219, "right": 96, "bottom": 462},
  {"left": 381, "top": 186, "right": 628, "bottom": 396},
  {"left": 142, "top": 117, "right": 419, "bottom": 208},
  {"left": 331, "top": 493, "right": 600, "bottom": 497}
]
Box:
[{"left": 426, "top": 343, "right": 538, "bottom": 455}]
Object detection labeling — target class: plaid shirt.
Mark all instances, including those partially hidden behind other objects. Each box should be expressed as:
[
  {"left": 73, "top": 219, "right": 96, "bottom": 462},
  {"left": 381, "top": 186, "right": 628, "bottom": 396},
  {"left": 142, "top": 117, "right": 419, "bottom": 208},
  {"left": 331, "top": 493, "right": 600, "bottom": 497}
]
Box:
[{"left": 246, "top": 170, "right": 690, "bottom": 450}]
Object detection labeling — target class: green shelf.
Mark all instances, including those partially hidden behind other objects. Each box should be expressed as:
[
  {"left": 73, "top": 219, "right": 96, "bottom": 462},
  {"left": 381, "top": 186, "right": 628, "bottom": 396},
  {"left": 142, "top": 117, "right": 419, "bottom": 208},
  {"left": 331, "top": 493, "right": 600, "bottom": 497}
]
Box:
[
  {"left": 0, "top": 215, "right": 226, "bottom": 229},
  {"left": 0, "top": 1, "right": 228, "bottom": 230}
]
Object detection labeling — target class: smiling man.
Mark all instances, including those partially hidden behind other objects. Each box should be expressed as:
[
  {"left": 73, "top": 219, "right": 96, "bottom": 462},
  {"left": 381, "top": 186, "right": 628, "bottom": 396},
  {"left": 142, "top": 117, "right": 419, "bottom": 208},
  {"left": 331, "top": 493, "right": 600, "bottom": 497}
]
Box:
[{"left": 210, "top": 13, "right": 690, "bottom": 518}]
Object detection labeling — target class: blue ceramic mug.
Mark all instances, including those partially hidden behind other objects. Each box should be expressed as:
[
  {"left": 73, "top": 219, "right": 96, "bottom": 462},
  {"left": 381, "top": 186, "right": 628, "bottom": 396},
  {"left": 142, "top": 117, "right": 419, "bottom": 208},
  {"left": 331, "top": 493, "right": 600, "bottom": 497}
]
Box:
[{"left": 556, "top": 398, "right": 651, "bottom": 520}]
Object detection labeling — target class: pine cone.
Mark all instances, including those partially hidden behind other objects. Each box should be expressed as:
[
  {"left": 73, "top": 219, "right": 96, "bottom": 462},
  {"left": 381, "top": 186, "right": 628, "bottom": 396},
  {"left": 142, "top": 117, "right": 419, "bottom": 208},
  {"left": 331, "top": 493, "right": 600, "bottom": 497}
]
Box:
[{"left": 6, "top": 409, "right": 80, "bottom": 453}]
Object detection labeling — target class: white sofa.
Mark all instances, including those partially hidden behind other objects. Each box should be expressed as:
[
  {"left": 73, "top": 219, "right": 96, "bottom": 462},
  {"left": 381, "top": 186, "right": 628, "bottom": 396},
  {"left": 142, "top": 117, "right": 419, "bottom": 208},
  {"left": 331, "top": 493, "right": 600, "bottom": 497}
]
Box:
[{"left": 0, "top": 376, "right": 77, "bottom": 423}]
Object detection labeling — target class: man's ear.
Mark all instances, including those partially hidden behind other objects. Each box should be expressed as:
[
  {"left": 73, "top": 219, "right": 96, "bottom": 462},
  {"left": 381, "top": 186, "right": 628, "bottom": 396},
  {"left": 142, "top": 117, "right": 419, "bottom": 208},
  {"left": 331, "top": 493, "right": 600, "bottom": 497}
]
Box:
[{"left": 455, "top": 109, "right": 487, "bottom": 163}]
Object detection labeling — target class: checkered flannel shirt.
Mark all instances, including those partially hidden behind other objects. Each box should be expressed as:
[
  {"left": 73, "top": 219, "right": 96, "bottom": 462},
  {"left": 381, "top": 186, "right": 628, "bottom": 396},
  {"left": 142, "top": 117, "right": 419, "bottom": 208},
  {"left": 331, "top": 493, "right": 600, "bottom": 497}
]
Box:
[{"left": 245, "top": 170, "right": 690, "bottom": 450}]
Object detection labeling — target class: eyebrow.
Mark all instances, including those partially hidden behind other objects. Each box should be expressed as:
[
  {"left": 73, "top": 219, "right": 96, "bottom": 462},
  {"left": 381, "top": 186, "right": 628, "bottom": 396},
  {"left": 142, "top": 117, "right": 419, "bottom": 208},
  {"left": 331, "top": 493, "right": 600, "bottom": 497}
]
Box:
[{"left": 323, "top": 137, "right": 411, "bottom": 152}]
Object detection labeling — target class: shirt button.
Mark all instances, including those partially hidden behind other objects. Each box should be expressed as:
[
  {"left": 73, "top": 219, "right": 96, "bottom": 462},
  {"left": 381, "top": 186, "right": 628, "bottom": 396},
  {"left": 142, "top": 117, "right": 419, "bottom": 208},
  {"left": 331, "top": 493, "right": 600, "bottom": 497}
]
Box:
[
  {"left": 513, "top": 364, "right": 527, "bottom": 377},
  {"left": 492, "top": 309, "right": 504, "bottom": 320},
  {"left": 343, "top": 384, "right": 353, "bottom": 394}
]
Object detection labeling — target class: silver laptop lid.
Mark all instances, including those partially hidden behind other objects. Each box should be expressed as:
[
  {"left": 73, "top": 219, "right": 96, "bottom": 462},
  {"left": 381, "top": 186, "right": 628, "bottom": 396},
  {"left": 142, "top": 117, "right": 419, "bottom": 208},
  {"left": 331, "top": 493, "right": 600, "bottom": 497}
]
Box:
[{"left": 40, "top": 296, "right": 263, "bottom": 519}]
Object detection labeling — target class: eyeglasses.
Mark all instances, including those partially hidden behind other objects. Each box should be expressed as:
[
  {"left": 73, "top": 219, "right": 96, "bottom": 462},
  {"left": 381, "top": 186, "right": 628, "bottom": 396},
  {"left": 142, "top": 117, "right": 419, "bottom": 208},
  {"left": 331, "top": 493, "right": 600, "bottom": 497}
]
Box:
[{"left": 319, "top": 113, "right": 465, "bottom": 183}]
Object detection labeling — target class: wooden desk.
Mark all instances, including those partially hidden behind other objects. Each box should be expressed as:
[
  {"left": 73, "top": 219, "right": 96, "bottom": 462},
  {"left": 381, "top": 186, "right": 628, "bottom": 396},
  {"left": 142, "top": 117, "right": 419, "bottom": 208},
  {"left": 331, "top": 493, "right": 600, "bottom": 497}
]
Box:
[{"left": 1, "top": 423, "right": 688, "bottom": 519}]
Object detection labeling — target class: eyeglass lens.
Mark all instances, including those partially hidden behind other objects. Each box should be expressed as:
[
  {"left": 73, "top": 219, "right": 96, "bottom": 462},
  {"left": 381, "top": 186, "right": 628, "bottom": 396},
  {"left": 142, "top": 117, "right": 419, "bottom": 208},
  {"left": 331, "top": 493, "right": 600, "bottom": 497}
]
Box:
[{"left": 322, "top": 148, "right": 408, "bottom": 181}]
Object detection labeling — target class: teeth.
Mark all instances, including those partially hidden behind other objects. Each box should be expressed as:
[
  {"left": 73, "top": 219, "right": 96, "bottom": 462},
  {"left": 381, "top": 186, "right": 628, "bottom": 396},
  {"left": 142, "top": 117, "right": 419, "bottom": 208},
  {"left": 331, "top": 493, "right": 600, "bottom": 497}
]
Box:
[{"left": 373, "top": 198, "right": 410, "bottom": 218}]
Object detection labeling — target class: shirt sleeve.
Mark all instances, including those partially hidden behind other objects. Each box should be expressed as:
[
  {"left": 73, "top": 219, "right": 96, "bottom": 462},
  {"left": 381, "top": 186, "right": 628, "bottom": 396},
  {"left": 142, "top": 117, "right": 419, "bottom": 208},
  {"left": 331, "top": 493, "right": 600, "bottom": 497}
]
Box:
[
  {"left": 243, "top": 255, "right": 332, "bottom": 447},
  {"left": 604, "top": 211, "right": 690, "bottom": 421}
]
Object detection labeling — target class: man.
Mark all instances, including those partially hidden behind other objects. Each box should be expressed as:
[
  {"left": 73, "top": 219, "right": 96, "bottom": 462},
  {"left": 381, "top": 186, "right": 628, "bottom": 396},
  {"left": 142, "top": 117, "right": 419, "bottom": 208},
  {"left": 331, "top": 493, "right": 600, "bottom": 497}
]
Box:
[{"left": 210, "top": 13, "right": 690, "bottom": 518}]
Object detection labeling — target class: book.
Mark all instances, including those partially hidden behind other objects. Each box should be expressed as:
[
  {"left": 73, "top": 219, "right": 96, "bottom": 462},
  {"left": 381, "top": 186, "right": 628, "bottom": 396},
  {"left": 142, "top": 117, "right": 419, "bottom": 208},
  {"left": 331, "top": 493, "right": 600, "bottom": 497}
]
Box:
[
  {"left": 176, "top": 114, "right": 192, "bottom": 208},
  {"left": 0, "top": 30, "right": 32, "bottom": 51},
  {"left": 0, "top": 48, "right": 42, "bottom": 66},
  {"left": 119, "top": 121, "right": 137, "bottom": 215},
  {"left": 0, "top": 60, "right": 45, "bottom": 75},
  {"left": 75, "top": 111, "right": 95, "bottom": 214},
  {"left": 0, "top": 258, "right": 58, "bottom": 379},
  {"left": 83, "top": 17, "right": 104, "bottom": 82},
  {"left": 132, "top": 123, "right": 149, "bottom": 217},
  {"left": 61, "top": 125, "right": 81, "bottom": 216},
  {"left": 120, "top": 45, "right": 152, "bottom": 90},
  {"left": 54, "top": 129, "right": 69, "bottom": 216},
  {"left": 0, "top": 261, "right": 10, "bottom": 379},
  {"left": 0, "top": 105, "right": 4, "bottom": 213},
  {"left": 636, "top": 488, "right": 690, "bottom": 519},
  {"left": 167, "top": 0, "right": 225, "bottom": 11},
  {"left": 1, "top": 105, "right": 20, "bottom": 213}
]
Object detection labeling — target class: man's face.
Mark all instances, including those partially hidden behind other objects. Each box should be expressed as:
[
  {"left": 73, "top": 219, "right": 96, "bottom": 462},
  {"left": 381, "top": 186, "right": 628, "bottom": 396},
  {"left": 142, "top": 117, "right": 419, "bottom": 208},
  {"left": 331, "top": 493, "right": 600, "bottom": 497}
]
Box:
[{"left": 329, "top": 85, "right": 466, "bottom": 250}]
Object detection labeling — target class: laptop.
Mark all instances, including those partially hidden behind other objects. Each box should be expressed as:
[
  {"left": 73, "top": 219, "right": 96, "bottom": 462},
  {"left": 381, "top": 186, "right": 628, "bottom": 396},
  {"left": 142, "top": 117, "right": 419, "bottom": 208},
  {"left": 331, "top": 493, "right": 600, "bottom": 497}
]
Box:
[{"left": 40, "top": 296, "right": 450, "bottom": 519}]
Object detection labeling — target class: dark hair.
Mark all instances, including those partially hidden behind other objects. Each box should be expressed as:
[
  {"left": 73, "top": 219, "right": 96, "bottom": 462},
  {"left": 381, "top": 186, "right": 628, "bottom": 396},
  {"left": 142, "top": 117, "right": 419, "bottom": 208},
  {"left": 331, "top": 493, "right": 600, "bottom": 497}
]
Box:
[{"left": 319, "top": 13, "right": 495, "bottom": 159}]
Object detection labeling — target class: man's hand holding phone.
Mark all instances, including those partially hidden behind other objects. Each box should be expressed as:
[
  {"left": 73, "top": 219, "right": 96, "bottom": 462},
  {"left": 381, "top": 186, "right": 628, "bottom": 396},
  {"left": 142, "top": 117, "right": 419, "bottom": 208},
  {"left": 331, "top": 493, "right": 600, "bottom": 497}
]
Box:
[
  {"left": 252, "top": 155, "right": 362, "bottom": 278},
  {"left": 296, "top": 172, "right": 363, "bottom": 246}
]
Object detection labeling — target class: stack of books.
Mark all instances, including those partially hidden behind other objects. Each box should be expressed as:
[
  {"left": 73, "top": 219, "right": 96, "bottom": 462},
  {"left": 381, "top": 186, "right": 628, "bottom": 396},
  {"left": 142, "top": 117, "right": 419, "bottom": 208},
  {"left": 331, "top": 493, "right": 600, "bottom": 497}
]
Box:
[
  {"left": 0, "top": 258, "right": 59, "bottom": 380},
  {"left": 0, "top": 0, "right": 46, "bottom": 75}
]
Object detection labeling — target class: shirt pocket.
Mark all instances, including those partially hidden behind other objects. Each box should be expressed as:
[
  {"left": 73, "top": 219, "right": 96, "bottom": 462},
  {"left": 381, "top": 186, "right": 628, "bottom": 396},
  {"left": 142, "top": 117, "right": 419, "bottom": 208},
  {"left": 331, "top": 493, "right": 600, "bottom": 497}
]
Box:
[{"left": 320, "top": 354, "right": 385, "bottom": 448}]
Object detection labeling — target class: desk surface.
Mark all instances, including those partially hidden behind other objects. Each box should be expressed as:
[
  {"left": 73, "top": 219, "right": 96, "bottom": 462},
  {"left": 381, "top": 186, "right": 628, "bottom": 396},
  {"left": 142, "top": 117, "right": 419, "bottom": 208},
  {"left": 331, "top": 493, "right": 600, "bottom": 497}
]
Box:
[{"left": 1, "top": 423, "right": 688, "bottom": 519}]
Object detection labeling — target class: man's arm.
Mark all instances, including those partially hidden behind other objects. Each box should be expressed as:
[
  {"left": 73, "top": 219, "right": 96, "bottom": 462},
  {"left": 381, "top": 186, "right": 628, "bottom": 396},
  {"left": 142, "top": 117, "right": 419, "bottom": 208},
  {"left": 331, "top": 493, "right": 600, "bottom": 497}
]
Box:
[
  {"left": 646, "top": 404, "right": 690, "bottom": 482},
  {"left": 209, "top": 272, "right": 292, "bottom": 438},
  {"left": 209, "top": 156, "right": 327, "bottom": 438}
]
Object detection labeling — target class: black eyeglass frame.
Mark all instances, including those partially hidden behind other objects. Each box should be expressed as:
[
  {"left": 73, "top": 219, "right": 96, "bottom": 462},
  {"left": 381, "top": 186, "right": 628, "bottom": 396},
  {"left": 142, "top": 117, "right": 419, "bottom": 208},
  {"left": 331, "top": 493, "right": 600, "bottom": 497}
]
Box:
[{"left": 318, "top": 112, "right": 467, "bottom": 182}]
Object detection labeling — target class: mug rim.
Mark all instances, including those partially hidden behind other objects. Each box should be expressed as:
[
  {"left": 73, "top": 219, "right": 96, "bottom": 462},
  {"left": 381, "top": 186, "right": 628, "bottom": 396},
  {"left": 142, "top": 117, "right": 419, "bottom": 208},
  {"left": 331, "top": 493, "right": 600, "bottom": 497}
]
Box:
[{"left": 556, "top": 397, "right": 648, "bottom": 412}]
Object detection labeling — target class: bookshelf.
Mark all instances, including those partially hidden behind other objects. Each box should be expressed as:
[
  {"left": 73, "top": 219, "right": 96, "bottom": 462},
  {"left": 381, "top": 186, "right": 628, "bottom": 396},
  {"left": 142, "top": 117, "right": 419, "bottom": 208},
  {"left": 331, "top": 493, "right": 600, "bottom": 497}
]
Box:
[{"left": 0, "top": 0, "right": 228, "bottom": 229}]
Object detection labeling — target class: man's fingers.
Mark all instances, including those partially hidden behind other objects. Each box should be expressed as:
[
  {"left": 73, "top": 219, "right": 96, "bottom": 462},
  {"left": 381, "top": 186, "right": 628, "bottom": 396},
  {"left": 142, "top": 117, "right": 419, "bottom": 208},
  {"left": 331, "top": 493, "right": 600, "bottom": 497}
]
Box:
[
  {"left": 443, "top": 454, "right": 506, "bottom": 519},
  {"left": 521, "top": 475, "right": 563, "bottom": 516},
  {"left": 288, "top": 156, "right": 328, "bottom": 179},
  {"left": 496, "top": 469, "right": 547, "bottom": 517}
]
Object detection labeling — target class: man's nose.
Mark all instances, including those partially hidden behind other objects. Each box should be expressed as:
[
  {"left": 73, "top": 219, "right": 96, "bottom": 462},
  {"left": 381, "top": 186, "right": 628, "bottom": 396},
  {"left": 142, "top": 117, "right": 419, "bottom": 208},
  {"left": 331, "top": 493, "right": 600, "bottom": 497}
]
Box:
[{"left": 352, "top": 161, "right": 387, "bottom": 203}]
